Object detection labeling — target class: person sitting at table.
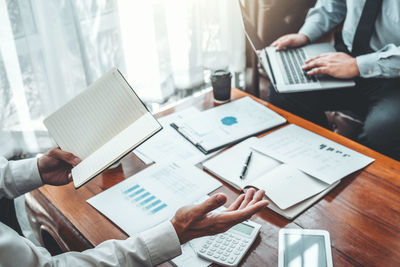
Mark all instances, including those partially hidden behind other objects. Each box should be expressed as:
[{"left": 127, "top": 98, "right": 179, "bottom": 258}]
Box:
[
  {"left": 269, "top": 0, "right": 400, "bottom": 160},
  {"left": 0, "top": 148, "right": 268, "bottom": 266}
]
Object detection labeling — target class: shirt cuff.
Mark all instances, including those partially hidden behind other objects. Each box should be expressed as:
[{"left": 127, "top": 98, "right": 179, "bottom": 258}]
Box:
[
  {"left": 140, "top": 221, "right": 182, "bottom": 266},
  {"left": 9, "top": 158, "right": 43, "bottom": 197},
  {"left": 356, "top": 52, "right": 380, "bottom": 78},
  {"left": 299, "top": 23, "right": 322, "bottom": 43}
]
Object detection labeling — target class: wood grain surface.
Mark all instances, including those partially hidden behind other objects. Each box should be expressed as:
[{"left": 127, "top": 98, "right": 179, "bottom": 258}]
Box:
[{"left": 33, "top": 89, "right": 400, "bottom": 267}]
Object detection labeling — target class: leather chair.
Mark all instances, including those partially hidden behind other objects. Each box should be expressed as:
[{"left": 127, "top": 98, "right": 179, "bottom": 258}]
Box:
[{"left": 243, "top": 0, "right": 364, "bottom": 140}]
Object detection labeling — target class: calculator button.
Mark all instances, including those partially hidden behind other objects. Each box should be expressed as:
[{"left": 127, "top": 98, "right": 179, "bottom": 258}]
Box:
[
  {"left": 216, "top": 239, "right": 222, "bottom": 243},
  {"left": 221, "top": 245, "right": 226, "bottom": 250},
  {"left": 243, "top": 239, "right": 249, "bottom": 243},
  {"left": 226, "top": 238, "right": 232, "bottom": 242},
  {"left": 202, "top": 244, "right": 209, "bottom": 249},
  {"left": 206, "top": 240, "right": 212, "bottom": 244},
  {"left": 200, "top": 248, "right": 206, "bottom": 253},
  {"left": 232, "top": 240, "right": 239, "bottom": 244},
  {"left": 210, "top": 236, "right": 215, "bottom": 240},
  {"left": 223, "top": 252, "right": 230, "bottom": 257},
  {"left": 234, "top": 251, "right": 240, "bottom": 255},
  {"left": 218, "top": 250, "right": 223, "bottom": 254},
  {"left": 214, "top": 243, "right": 220, "bottom": 248},
  {"left": 238, "top": 246, "right": 244, "bottom": 251},
  {"left": 214, "top": 254, "right": 220, "bottom": 259},
  {"left": 227, "top": 248, "right": 233, "bottom": 252},
  {"left": 221, "top": 256, "right": 227, "bottom": 261},
  {"left": 220, "top": 236, "right": 225, "bottom": 240},
  {"left": 223, "top": 241, "right": 230, "bottom": 246},
  {"left": 210, "top": 247, "right": 216, "bottom": 252},
  {"left": 240, "top": 242, "right": 246, "bottom": 247},
  {"left": 228, "top": 256, "right": 237, "bottom": 264},
  {"left": 230, "top": 244, "right": 236, "bottom": 248},
  {"left": 207, "top": 251, "right": 214, "bottom": 256}
]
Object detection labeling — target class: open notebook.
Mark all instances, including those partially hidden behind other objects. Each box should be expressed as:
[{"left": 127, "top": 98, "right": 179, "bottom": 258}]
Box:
[
  {"left": 203, "top": 127, "right": 374, "bottom": 219},
  {"left": 44, "top": 68, "right": 162, "bottom": 188}
]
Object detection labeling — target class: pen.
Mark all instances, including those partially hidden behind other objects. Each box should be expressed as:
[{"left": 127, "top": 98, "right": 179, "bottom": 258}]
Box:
[{"left": 240, "top": 151, "right": 253, "bottom": 180}]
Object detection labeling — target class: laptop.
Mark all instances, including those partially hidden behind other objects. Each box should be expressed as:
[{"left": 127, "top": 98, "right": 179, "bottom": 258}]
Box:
[{"left": 238, "top": 0, "right": 355, "bottom": 93}]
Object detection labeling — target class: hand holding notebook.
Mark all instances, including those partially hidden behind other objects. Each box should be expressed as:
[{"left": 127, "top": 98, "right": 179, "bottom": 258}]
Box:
[{"left": 44, "top": 68, "right": 162, "bottom": 188}]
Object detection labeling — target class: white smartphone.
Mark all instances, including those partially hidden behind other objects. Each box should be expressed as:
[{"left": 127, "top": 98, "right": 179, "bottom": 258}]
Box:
[{"left": 278, "top": 229, "right": 333, "bottom": 267}]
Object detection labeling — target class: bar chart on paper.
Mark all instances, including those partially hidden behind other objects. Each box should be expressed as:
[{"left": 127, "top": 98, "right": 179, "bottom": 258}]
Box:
[
  {"left": 87, "top": 162, "right": 222, "bottom": 235},
  {"left": 123, "top": 184, "right": 168, "bottom": 215}
]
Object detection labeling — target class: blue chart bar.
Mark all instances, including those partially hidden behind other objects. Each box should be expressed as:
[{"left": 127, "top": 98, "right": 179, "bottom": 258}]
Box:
[
  {"left": 134, "top": 192, "right": 150, "bottom": 202},
  {"left": 151, "top": 203, "right": 167, "bottom": 214},
  {"left": 124, "top": 184, "right": 139, "bottom": 194},
  {"left": 145, "top": 199, "right": 161, "bottom": 210},
  {"left": 129, "top": 188, "right": 144, "bottom": 198},
  {"left": 140, "top": 196, "right": 156, "bottom": 206}
]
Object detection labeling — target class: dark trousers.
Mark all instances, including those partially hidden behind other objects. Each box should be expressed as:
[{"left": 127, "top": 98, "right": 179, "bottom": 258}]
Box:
[
  {"left": 268, "top": 34, "right": 400, "bottom": 161},
  {"left": 0, "top": 197, "right": 23, "bottom": 235}
]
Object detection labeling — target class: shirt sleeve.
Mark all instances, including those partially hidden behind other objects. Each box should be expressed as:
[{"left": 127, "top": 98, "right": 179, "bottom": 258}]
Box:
[
  {"left": 298, "top": 0, "right": 347, "bottom": 43},
  {"left": 356, "top": 44, "right": 400, "bottom": 78},
  {"left": 0, "top": 157, "right": 43, "bottom": 199},
  {"left": 0, "top": 220, "right": 182, "bottom": 267}
]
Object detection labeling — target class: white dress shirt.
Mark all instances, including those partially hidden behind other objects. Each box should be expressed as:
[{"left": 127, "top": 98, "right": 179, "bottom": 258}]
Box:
[
  {"left": 0, "top": 157, "right": 182, "bottom": 267},
  {"left": 299, "top": 0, "right": 400, "bottom": 78}
]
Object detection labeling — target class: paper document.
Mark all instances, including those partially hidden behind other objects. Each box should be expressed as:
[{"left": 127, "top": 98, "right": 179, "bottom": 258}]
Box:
[
  {"left": 251, "top": 164, "right": 329, "bottom": 209},
  {"left": 203, "top": 137, "right": 281, "bottom": 190},
  {"left": 251, "top": 124, "right": 374, "bottom": 184},
  {"left": 135, "top": 108, "right": 217, "bottom": 164},
  {"left": 171, "top": 97, "right": 286, "bottom": 153},
  {"left": 203, "top": 137, "right": 330, "bottom": 210},
  {"left": 87, "top": 161, "right": 222, "bottom": 235}
]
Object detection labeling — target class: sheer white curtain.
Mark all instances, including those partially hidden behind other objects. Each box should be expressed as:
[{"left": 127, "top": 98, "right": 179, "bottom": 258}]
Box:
[
  {"left": 0, "top": 0, "right": 245, "bottom": 156},
  {"left": 119, "top": 0, "right": 245, "bottom": 102}
]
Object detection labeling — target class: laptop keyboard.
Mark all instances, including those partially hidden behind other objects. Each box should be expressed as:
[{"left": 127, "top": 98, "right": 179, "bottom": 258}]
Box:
[{"left": 279, "top": 48, "right": 318, "bottom": 85}]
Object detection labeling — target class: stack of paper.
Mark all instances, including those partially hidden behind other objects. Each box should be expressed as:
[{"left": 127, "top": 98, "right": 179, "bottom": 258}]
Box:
[
  {"left": 170, "top": 97, "right": 286, "bottom": 154},
  {"left": 134, "top": 107, "right": 217, "bottom": 165},
  {"left": 203, "top": 124, "right": 374, "bottom": 219},
  {"left": 87, "top": 161, "right": 221, "bottom": 235}
]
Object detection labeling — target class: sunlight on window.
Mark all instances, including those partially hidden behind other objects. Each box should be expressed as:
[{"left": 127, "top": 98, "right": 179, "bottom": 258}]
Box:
[
  {"left": 118, "top": 0, "right": 174, "bottom": 102},
  {"left": 0, "top": 0, "right": 38, "bottom": 150}
]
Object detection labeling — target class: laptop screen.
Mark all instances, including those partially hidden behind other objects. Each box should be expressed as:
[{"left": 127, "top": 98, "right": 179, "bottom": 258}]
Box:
[{"left": 238, "top": 0, "right": 265, "bottom": 51}]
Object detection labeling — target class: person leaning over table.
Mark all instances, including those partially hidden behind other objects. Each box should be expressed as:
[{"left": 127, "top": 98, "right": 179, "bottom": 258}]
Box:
[
  {"left": 0, "top": 148, "right": 269, "bottom": 266},
  {"left": 269, "top": 0, "right": 400, "bottom": 160}
]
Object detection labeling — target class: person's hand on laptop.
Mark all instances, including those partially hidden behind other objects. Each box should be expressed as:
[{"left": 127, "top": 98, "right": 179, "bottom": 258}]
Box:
[
  {"left": 271, "top": 33, "right": 309, "bottom": 51},
  {"left": 37, "top": 148, "right": 82, "bottom": 186},
  {"left": 171, "top": 188, "right": 269, "bottom": 244},
  {"left": 302, "top": 52, "right": 360, "bottom": 79}
]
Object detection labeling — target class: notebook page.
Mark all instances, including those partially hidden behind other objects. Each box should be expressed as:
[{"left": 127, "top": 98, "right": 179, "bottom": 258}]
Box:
[
  {"left": 71, "top": 112, "right": 161, "bottom": 187},
  {"left": 44, "top": 68, "right": 148, "bottom": 159},
  {"left": 249, "top": 164, "right": 329, "bottom": 210}
]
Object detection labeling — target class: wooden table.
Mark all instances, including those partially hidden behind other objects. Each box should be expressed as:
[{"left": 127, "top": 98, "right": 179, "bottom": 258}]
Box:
[{"left": 25, "top": 89, "right": 400, "bottom": 267}]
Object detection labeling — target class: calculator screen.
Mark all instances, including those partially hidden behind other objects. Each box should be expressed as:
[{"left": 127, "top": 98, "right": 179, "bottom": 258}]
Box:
[{"left": 232, "top": 223, "right": 254, "bottom": 235}]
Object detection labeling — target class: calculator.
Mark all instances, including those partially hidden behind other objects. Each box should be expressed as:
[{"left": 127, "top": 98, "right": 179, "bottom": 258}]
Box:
[{"left": 196, "top": 220, "right": 261, "bottom": 267}]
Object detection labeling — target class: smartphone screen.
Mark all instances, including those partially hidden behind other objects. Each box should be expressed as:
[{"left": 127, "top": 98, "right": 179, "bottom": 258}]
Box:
[{"left": 283, "top": 233, "right": 328, "bottom": 267}]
